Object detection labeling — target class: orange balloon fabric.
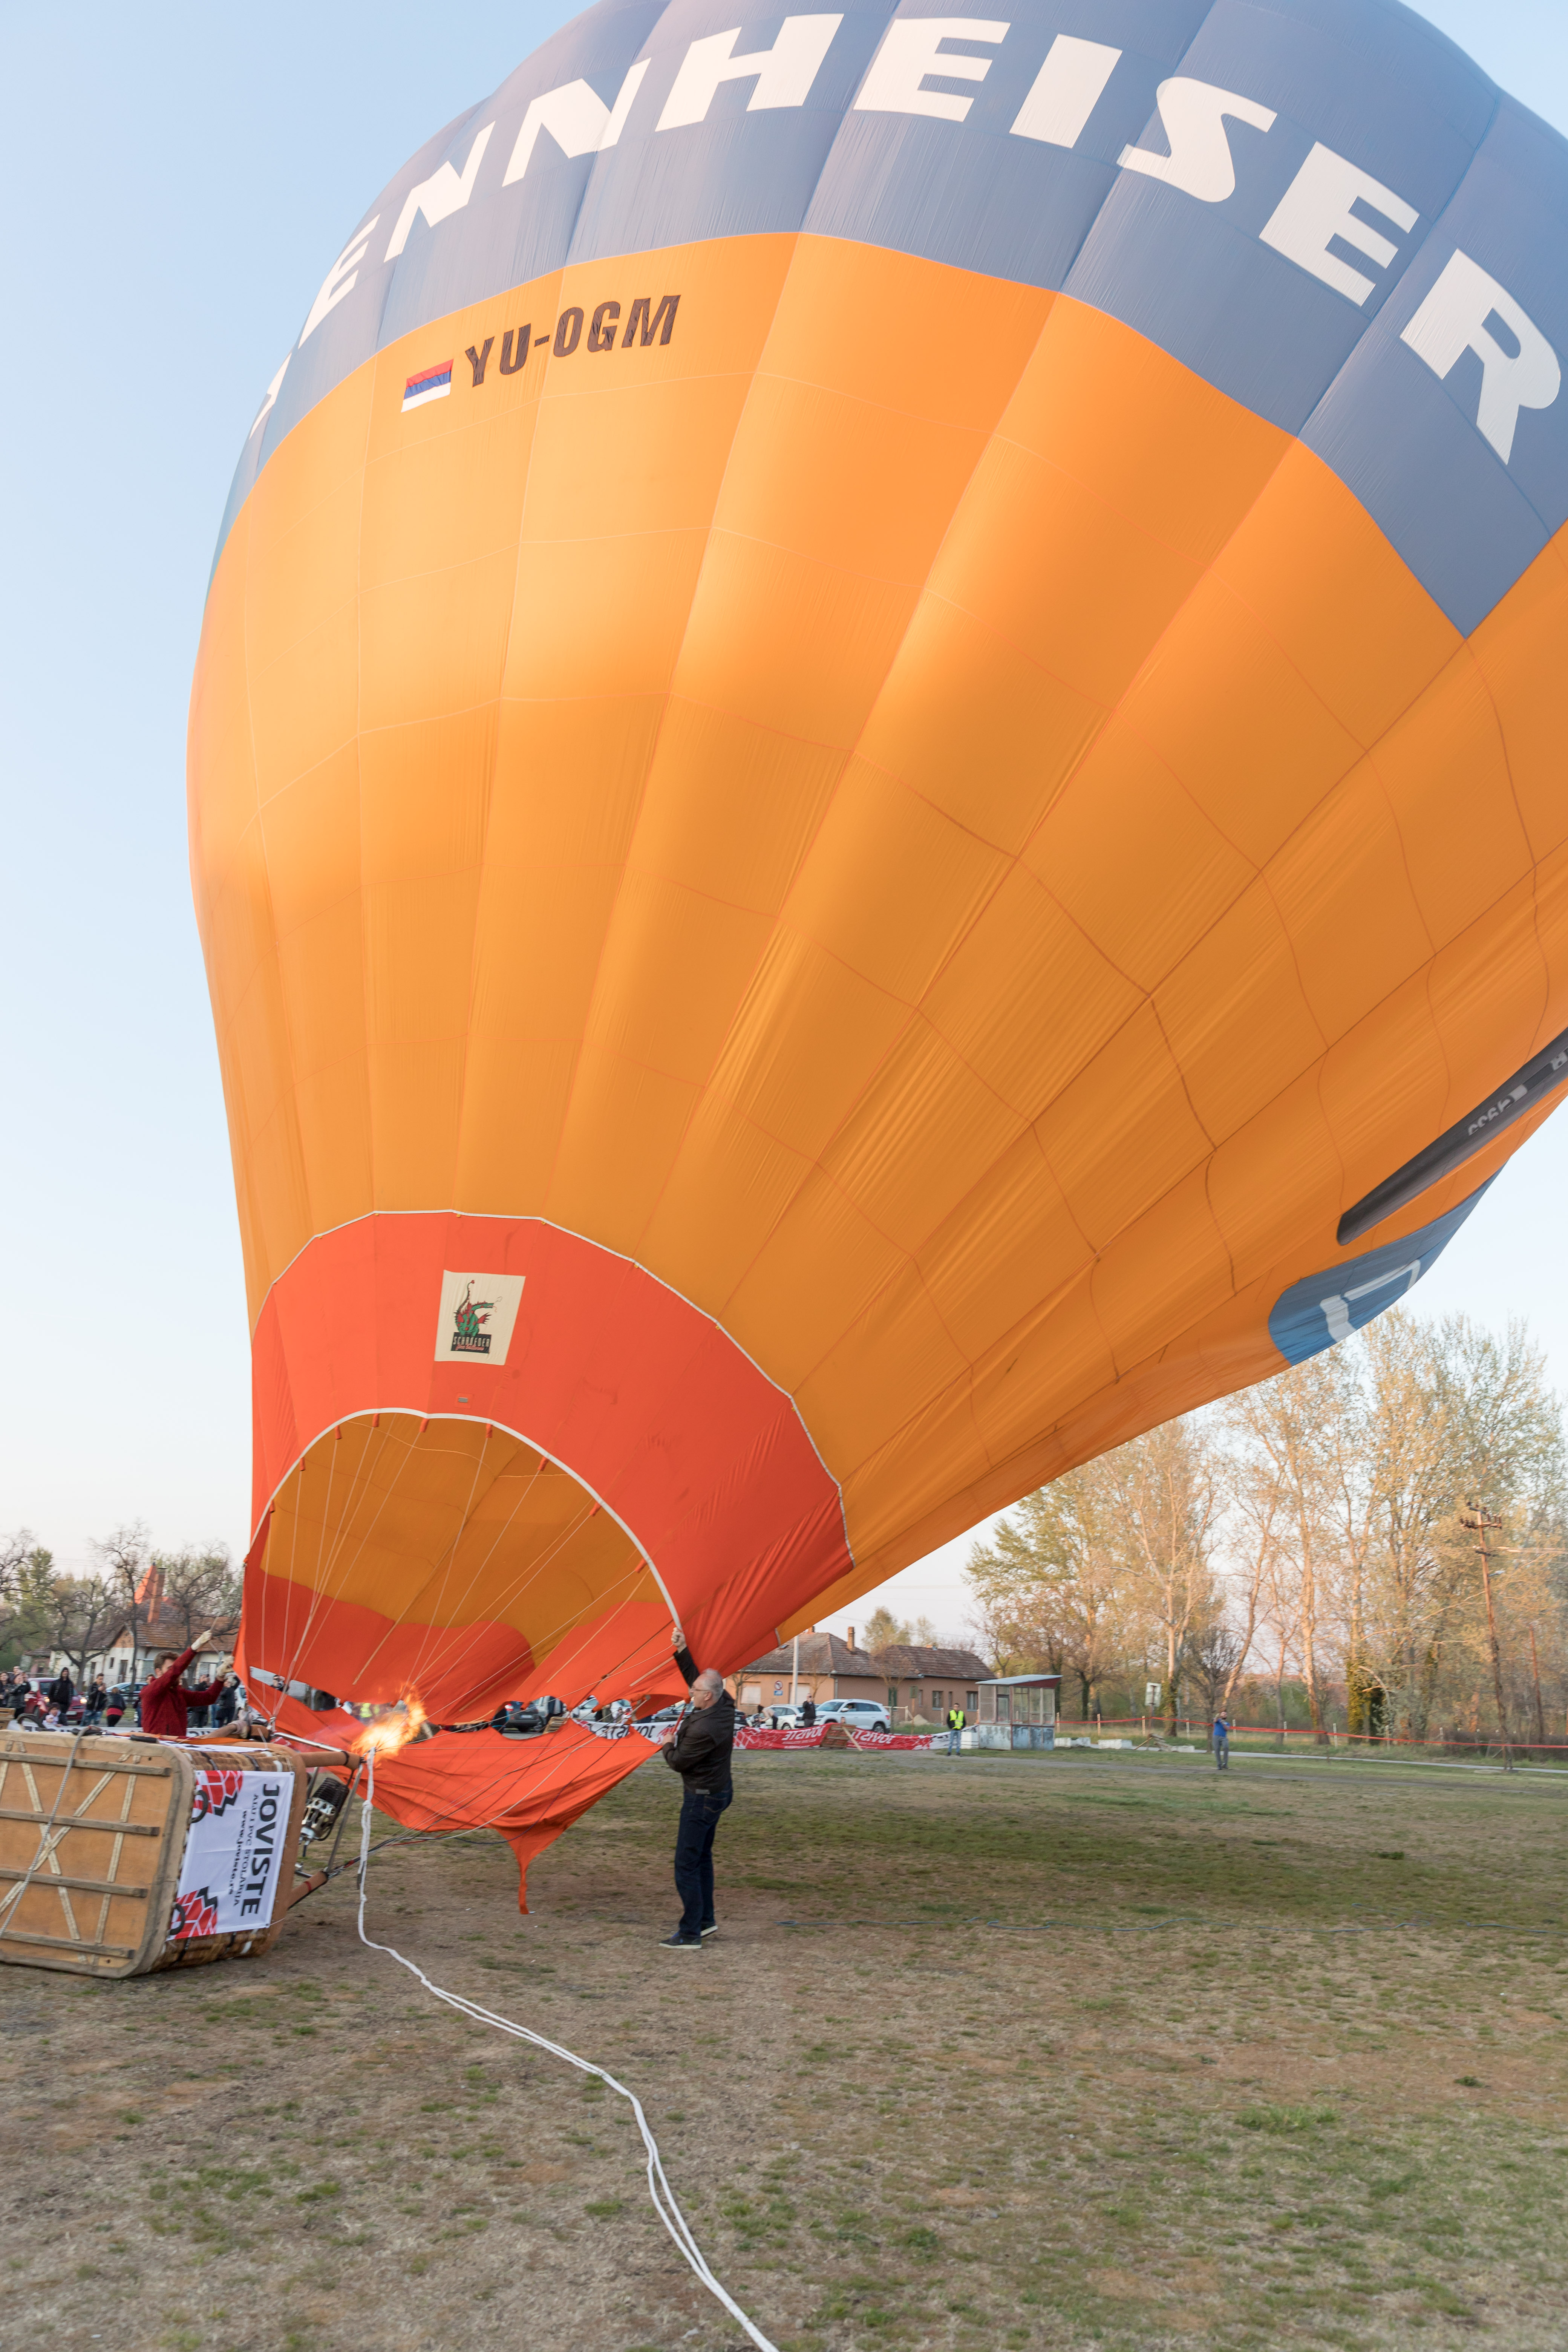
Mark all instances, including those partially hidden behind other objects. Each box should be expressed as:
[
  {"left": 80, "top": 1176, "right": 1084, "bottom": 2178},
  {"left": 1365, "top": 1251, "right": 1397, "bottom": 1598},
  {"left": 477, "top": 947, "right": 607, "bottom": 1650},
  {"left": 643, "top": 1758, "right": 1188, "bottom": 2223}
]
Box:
[{"left": 189, "top": 0, "right": 1568, "bottom": 1892}]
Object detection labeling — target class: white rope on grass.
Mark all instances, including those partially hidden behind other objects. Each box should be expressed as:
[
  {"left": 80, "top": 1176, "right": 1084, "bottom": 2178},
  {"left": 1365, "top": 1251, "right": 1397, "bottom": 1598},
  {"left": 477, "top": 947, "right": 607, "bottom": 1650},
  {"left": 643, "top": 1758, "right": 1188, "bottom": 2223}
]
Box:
[{"left": 354, "top": 1749, "right": 778, "bottom": 2352}]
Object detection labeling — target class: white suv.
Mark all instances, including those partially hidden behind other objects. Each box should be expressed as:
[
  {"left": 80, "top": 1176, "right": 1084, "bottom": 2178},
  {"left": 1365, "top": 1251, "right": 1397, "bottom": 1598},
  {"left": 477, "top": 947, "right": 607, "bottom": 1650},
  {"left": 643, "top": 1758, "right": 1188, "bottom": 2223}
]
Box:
[{"left": 818, "top": 1698, "right": 893, "bottom": 1734}]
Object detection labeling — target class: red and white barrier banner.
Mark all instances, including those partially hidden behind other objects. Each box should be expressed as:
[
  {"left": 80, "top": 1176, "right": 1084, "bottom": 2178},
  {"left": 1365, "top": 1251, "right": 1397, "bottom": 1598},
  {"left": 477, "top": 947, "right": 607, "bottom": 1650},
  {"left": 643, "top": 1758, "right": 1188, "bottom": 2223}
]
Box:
[
  {"left": 733, "top": 1725, "right": 941, "bottom": 1752},
  {"left": 168, "top": 1764, "right": 292, "bottom": 1940}
]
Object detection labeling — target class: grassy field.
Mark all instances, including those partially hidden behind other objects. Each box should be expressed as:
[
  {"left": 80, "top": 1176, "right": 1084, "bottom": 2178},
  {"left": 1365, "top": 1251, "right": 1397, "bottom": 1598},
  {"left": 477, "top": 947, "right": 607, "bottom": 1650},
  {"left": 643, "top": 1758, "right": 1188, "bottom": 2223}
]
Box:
[{"left": 2, "top": 1747, "right": 1565, "bottom": 2351}]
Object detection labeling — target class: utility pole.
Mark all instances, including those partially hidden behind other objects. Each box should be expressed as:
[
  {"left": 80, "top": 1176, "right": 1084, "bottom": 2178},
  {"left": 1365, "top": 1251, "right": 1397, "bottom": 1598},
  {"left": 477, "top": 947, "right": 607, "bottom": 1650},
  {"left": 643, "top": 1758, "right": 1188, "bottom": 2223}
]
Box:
[
  {"left": 790, "top": 1633, "right": 799, "bottom": 1711},
  {"left": 1459, "top": 1504, "right": 1511, "bottom": 1773},
  {"left": 1528, "top": 1623, "right": 1547, "bottom": 1753}
]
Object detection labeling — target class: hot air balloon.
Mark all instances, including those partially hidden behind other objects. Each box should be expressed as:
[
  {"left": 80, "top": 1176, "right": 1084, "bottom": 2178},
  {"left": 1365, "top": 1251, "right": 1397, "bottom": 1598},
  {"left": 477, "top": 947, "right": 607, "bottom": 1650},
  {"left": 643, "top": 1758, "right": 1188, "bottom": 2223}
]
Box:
[{"left": 189, "top": 0, "right": 1568, "bottom": 1891}]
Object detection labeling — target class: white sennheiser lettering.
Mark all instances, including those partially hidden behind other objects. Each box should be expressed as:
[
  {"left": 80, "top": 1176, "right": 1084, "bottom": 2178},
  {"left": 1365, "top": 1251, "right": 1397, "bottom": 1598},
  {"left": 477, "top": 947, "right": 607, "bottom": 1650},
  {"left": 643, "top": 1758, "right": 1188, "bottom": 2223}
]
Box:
[
  {"left": 298, "top": 219, "right": 381, "bottom": 345},
  {"left": 1260, "top": 141, "right": 1418, "bottom": 303},
  {"left": 502, "top": 60, "right": 651, "bottom": 183},
  {"left": 854, "top": 17, "right": 1009, "bottom": 124},
  {"left": 1009, "top": 32, "right": 1120, "bottom": 147},
  {"left": 1119, "top": 75, "right": 1276, "bottom": 202},
  {"left": 657, "top": 15, "right": 843, "bottom": 131},
  {"left": 385, "top": 122, "right": 496, "bottom": 259},
  {"left": 1401, "top": 248, "right": 1562, "bottom": 463}
]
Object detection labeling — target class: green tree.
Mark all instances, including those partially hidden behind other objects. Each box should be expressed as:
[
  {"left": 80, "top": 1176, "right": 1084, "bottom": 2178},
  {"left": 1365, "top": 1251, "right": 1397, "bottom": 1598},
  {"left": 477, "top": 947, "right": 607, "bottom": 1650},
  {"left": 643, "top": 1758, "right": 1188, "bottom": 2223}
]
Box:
[
  {"left": 1357, "top": 1314, "right": 1564, "bottom": 1744},
  {"left": 966, "top": 1456, "right": 1127, "bottom": 1717},
  {"left": 862, "top": 1605, "right": 911, "bottom": 1653},
  {"left": 0, "top": 1533, "right": 56, "bottom": 1667}
]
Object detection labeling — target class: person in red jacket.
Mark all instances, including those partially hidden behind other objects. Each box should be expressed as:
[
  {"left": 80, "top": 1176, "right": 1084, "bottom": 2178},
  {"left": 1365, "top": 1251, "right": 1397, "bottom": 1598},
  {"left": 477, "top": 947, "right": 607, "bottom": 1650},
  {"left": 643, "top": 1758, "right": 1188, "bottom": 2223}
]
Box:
[{"left": 139, "top": 1633, "right": 225, "bottom": 1738}]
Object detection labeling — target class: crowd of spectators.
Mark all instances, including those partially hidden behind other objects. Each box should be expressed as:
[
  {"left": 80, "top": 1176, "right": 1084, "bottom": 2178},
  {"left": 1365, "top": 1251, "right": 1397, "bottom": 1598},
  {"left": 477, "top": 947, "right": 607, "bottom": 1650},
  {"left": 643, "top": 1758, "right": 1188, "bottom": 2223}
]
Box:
[{"left": 0, "top": 1650, "right": 243, "bottom": 1735}]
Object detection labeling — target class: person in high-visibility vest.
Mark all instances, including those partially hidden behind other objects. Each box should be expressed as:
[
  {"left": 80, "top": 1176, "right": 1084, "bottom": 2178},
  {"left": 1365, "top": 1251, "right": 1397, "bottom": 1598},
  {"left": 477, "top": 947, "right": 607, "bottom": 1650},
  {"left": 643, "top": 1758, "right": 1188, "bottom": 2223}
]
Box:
[{"left": 945, "top": 1705, "right": 966, "bottom": 1757}]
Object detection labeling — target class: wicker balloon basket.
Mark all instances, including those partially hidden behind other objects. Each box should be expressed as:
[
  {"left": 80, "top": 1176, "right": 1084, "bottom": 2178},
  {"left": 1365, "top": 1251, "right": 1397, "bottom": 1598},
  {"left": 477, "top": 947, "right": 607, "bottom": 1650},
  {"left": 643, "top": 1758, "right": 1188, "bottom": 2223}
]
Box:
[{"left": 0, "top": 1731, "right": 311, "bottom": 1978}]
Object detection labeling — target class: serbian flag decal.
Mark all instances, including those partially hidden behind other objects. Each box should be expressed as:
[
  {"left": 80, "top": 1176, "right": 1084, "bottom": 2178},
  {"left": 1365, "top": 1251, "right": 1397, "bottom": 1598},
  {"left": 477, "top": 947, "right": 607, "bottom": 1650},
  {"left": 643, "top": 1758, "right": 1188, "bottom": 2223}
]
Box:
[{"left": 402, "top": 360, "right": 452, "bottom": 413}]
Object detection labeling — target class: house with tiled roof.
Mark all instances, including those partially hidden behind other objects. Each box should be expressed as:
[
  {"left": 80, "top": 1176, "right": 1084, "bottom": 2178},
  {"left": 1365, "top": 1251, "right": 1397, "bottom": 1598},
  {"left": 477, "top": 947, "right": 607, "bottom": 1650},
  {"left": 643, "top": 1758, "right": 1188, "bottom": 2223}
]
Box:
[
  {"left": 872, "top": 1645, "right": 991, "bottom": 1725},
  {"left": 733, "top": 1632, "right": 992, "bottom": 1724},
  {"left": 86, "top": 1609, "right": 238, "bottom": 1689},
  {"left": 733, "top": 1627, "right": 888, "bottom": 1712}
]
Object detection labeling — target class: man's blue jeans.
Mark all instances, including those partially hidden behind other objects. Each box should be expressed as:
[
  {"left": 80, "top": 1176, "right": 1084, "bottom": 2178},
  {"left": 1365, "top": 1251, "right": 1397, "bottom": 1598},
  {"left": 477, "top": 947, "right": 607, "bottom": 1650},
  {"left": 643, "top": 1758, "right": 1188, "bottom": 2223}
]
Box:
[
  {"left": 946, "top": 1726, "right": 961, "bottom": 1754},
  {"left": 674, "top": 1784, "right": 732, "bottom": 1937}
]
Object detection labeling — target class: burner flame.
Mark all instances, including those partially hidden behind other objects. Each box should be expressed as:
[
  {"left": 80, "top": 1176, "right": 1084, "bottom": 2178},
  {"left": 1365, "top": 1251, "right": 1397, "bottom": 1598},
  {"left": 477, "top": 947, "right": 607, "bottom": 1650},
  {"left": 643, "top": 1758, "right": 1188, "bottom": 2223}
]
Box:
[{"left": 351, "top": 1694, "right": 428, "bottom": 1756}]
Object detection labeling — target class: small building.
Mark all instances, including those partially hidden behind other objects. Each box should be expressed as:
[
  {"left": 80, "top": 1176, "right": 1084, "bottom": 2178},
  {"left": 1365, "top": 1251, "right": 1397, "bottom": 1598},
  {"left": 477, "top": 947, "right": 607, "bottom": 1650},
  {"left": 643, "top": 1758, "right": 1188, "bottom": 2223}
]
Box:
[
  {"left": 735, "top": 1628, "right": 886, "bottom": 1711},
  {"left": 872, "top": 1645, "right": 989, "bottom": 1725},
  {"left": 974, "top": 1673, "right": 1061, "bottom": 1749},
  {"left": 83, "top": 1612, "right": 236, "bottom": 1689},
  {"left": 27, "top": 1562, "right": 237, "bottom": 1692}
]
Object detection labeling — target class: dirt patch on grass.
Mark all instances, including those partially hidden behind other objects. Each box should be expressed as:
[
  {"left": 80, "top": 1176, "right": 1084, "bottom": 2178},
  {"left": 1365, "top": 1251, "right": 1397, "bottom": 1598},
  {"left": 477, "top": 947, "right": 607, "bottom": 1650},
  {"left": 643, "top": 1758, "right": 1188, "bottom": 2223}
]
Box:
[{"left": 1, "top": 1750, "right": 1565, "bottom": 2350}]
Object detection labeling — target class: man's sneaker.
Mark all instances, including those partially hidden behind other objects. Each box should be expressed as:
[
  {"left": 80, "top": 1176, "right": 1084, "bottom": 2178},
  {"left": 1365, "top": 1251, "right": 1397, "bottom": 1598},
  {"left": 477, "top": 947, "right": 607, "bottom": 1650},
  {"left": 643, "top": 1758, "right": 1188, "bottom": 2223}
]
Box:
[
  {"left": 699, "top": 1920, "right": 718, "bottom": 1939},
  {"left": 659, "top": 1931, "right": 703, "bottom": 1949}
]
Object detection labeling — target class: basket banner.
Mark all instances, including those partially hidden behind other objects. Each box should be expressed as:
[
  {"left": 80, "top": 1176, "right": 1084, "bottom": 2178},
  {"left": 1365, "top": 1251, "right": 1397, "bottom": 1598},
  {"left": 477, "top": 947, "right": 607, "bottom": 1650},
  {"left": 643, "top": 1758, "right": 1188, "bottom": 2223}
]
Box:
[{"left": 169, "top": 1766, "right": 291, "bottom": 1941}]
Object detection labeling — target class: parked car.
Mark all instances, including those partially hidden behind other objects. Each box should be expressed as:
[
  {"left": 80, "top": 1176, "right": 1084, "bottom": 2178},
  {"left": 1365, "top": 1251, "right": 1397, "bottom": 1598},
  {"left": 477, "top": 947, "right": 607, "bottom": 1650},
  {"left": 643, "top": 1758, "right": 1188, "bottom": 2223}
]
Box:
[{"left": 817, "top": 1698, "right": 893, "bottom": 1734}]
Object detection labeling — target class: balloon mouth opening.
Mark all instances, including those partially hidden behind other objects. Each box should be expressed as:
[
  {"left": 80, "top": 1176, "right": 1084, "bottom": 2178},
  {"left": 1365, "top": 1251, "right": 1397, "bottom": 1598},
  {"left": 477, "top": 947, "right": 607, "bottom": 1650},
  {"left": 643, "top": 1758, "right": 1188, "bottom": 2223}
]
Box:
[{"left": 246, "top": 1410, "right": 678, "bottom": 1726}]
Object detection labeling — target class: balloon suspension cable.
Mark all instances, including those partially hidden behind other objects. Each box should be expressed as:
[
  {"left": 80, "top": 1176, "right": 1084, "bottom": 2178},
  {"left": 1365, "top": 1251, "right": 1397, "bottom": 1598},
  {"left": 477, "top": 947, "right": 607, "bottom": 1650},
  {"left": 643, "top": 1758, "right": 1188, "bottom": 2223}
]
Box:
[
  {"left": 354, "top": 1750, "right": 778, "bottom": 2352},
  {"left": 319, "top": 1758, "right": 364, "bottom": 1883}
]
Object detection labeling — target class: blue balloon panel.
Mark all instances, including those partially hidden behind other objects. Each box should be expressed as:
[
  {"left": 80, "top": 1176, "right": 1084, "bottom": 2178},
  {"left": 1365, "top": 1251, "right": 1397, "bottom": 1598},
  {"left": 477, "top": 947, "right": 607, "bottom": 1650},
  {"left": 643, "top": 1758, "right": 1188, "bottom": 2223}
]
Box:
[{"left": 1267, "top": 1184, "right": 1493, "bottom": 1367}]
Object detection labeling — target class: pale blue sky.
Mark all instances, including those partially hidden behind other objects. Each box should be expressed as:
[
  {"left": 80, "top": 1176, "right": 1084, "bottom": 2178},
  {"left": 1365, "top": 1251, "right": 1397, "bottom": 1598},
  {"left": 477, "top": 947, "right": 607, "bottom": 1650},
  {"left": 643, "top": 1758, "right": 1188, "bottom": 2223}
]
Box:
[{"left": 3, "top": 4, "right": 1566, "bottom": 1610}]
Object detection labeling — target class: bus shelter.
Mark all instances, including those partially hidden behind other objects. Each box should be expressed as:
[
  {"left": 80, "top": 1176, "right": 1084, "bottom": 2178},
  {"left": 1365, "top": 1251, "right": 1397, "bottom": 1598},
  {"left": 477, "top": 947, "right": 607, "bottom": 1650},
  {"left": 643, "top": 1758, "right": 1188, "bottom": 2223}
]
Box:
[{"left": 971, "top": 1675, "right": 1060, "bottom": 1751}]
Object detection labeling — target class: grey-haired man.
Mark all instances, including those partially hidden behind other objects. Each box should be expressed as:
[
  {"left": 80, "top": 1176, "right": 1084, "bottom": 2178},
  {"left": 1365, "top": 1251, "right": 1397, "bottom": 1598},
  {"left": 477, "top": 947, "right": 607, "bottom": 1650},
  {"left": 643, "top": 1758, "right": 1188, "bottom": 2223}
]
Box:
[{"left": 660, "top": 1648, "right": 735, "bottom": 1950}]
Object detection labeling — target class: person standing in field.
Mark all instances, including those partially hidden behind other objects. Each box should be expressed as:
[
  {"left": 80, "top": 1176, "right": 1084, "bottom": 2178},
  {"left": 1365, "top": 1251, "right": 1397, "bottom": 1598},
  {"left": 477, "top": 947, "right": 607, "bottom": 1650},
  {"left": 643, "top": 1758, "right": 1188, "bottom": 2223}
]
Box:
[
  {"left": 1213, "top": 1712, "right": 1231, "bottom": 1771},
  {"left": 945, "top": 1702, "right": 966, "bottom": 1756},
  {"left": 659, "top": 1646, "right": 735, "bottom": 1950}
]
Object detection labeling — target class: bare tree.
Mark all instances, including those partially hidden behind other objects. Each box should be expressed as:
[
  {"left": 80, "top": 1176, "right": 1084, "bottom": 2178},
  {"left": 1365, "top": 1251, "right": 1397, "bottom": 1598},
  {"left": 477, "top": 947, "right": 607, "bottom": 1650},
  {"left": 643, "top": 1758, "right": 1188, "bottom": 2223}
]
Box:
[
  {"left": 966, "top": 1305, "right": 1568, "bottom": 1756},
  {"left": 1315, "top": 1350, "right": 1380, "bottom": 1739},
  {"left": 41, "top": 1573, "right": 121, "bottom": 1687},
  {"left": 1218, "top": 1429, "right": 1288, "bottom": 1724},
  {"left": 1261, "top": 1563, "right": 1297, "bottom": 1741},
  {"left": 90, "top": 1523, "right": 153, "bottom": 1680},
  {"left": 1186, "top": 1619, "right": 1247, "bottom": 1745},
  {"left": 155, "top": 1545, "right": 241, "bottom": 1649},
  {"left": 1109, "top": 1417, "right": 1219, "bottom": 1739},
  {"left": 1227, "top": 1354, "right": 1351, "bottom": 1743}
]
